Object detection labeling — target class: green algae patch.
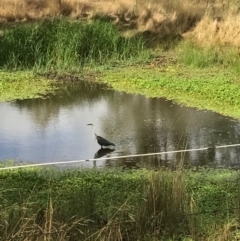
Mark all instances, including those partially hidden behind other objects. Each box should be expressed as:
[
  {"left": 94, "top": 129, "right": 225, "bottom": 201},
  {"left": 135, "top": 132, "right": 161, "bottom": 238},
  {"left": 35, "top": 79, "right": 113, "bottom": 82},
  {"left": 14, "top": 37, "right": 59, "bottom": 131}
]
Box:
[
  {"left": 0, "top": 71, "right": 57, "bottom": 102},
  {"left": 101, "top": 64, "right": 240, "bottom": 118}
]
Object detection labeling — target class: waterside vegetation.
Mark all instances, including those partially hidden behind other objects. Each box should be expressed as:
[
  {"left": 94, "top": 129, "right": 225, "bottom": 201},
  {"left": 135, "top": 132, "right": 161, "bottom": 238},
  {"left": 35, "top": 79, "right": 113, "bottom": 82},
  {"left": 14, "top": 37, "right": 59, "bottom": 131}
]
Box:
[
  {"left": 1, "top": 12, "right": 240, "bottom": 117},
  {"left": 1, "top": 166, "right": 240, "bottom": 240},
  {"left": 0, "top": 19, "right": 146, "bottom": 71},
  {"left": 101, "top": 51, "right": 240, "bottom": 118},
  {"left": 1, "top": 1, "right": 240, "bottom": 240},
  {"left": 0, "top": 18, "right": 148, "bottom": 101},
  {"left": 0, "top": 71, "right": 57, "bottom": 101},
  {"left": 1, "top": 0, "right": 240, "bottom": 48}
]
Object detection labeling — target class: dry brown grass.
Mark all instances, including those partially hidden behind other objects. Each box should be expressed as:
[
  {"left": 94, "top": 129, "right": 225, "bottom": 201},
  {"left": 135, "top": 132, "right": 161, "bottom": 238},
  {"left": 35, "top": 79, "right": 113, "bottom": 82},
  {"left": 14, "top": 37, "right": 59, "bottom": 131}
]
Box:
[
  {"left": 184, "top": 1, "right": 240, "bottom": 46},
  {"left": 205, "top": 221, "right": 240, "bottom": 241},
  {"left": 0, "top": 0, "right": 206, "bottom": 31},
  {"left": 2, "top": 198, "right": 88, "bottom": 241},
  {"left": 1, "top": 0, "right": 240, "bottom": 46},
  {"left": 186, "top": 14, "right": 240, "bottom": 46},
  {"left": 0, "top": 0, "right": 60, "bottom": 22}
]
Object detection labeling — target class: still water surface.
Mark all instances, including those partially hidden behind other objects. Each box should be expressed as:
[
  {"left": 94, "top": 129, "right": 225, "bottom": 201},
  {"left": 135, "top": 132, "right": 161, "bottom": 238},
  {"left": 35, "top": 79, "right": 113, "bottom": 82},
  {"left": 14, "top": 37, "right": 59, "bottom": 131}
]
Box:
[{"left": 1, "top": 81, "right": 240, "bottom": 169}]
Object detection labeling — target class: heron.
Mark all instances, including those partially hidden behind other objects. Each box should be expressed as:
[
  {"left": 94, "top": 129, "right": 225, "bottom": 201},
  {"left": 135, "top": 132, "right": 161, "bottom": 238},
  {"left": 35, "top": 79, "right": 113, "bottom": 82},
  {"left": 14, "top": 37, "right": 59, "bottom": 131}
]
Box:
[{"left": 87, "top": 123, "right": 115, "bottom": 149}]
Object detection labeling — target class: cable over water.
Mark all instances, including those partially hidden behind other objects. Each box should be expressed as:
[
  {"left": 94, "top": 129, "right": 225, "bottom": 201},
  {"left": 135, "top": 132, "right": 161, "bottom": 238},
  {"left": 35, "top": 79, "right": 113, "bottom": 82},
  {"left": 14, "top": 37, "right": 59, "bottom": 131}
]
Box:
[{"left": 1, "top": 143, "right": 240, "bottom": 171}]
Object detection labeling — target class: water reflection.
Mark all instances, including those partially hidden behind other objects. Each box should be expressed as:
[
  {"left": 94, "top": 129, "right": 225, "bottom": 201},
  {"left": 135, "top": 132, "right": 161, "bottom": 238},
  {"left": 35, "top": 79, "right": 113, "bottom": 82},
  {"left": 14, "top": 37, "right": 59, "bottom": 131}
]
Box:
[
  {"left": 94, "top": 148, "right": 115, "bottom": 159},
  {"left": 1, "top": 80, "right": 240, "bottom": 169}
]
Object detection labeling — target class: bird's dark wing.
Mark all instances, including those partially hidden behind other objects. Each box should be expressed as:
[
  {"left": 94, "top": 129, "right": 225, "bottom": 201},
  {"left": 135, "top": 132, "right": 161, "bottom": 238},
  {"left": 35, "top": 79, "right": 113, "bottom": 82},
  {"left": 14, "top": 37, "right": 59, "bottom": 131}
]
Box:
[{"left": 97, "top": 135, "right": 115, "bottom": 146}]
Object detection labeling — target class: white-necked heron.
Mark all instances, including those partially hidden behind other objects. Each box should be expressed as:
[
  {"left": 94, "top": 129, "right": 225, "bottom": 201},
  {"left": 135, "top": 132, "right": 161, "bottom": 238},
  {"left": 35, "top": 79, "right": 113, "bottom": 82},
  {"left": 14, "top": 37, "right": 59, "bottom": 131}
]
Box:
[{"left": 87, "top": 123, "right": 115, "bottom": 149}]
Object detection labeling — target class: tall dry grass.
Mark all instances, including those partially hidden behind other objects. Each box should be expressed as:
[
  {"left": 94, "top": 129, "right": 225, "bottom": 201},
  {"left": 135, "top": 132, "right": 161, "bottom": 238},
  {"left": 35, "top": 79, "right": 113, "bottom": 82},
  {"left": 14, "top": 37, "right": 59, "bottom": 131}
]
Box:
[
  {"left": 0, "top": 0, "right": 60, "bottom": 21},
  {"left": 0, "top": 0, "right": 207, "bottom": 37},
  {"left": 1, "top": 1, "right": 240, "bottom": 46},
  {"left": 185, "top": 14, "right": 240, "bottom": 47},
  {"left": 184, "top": 0, "right": 240, "bottom": 46}
]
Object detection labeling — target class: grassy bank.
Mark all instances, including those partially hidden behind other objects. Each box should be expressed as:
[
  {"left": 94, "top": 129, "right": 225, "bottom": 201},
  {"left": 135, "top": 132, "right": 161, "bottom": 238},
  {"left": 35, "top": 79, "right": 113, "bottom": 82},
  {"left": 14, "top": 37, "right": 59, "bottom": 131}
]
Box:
[
  {"left": 0, "top": 18, "right": 147, "bottom": 101},
  {"left": 1, "top": 18, "right": 240, "bottom": 118},
  {"left": 95, "top": 40, "right": 240, "bottom": 118},
  {"left": 0, "top": 166, "right": 240, "bottom": 240},
  {"left": 0, "top": 71, "right": 57, "bottom": 101}
]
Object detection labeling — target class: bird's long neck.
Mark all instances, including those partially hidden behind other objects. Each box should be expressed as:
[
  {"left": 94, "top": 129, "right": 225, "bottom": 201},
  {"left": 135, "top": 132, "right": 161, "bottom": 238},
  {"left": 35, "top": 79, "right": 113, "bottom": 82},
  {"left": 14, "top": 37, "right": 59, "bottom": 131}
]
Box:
[{"left": 92, "top": 125, "right": 97, "bottom": 140}]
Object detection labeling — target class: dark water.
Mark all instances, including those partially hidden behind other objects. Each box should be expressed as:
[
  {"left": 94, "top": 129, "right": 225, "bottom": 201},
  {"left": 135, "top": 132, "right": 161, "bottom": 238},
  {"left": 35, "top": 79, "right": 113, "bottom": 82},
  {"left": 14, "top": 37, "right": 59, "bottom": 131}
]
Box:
[{"left": 1, "top": 80, "right": 240, "bottom": 169}]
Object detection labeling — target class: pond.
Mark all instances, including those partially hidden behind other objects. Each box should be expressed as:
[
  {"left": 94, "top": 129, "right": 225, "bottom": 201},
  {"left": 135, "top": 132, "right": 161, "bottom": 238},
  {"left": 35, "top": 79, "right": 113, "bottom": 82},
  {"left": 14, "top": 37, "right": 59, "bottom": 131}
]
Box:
[{"left": 1, "top": 80, "right": 240, "bottom": 169}]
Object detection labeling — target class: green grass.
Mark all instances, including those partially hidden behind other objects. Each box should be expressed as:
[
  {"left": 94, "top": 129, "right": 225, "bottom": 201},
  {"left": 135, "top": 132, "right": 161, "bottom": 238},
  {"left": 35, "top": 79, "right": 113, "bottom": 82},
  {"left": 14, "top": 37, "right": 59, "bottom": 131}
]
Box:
[
  {"left": 179, "top": 41, "right": 240, "bottom": 72},
  {"left": 1, "top": 19, "right": 240, "bottom": 120},
  {"left": 0, "top": 19, "right": 148, "bottom": 72},
  {"left": 100, "top": 56, "right": 240, "bottom": 118},
  {"left": 0, "top": 18, "right": 149, "bottom": 102},
  {"left": 0, "top": 71, "right": 57, "bottom": 101},
  {"left": 0, "top": 166, "right": 240, "bottom": 240}
]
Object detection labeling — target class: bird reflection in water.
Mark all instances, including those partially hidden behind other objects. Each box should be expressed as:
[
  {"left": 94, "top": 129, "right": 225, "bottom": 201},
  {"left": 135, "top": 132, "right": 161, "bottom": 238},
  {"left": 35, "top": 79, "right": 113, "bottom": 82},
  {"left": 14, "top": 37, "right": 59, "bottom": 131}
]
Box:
[
  {"left": 87, "top": 123, "right": 116, "bottom": 167},
  {"left": 94, "top": 148, "right": 115, "bottom": 159},
  {"left": 93, "top": 148, "right": 115, "bottom": 167}
]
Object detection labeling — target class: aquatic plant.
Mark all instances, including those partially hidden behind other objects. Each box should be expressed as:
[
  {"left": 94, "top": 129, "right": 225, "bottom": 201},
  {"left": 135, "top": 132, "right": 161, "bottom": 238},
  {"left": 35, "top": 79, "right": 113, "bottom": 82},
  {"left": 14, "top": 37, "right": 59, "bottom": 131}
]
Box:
[
  {"left": 0, "top": 71, "right": 57, "bottom": 101},
  {"left": 102, "top": 58, "right": 240, "bottom": 118}
]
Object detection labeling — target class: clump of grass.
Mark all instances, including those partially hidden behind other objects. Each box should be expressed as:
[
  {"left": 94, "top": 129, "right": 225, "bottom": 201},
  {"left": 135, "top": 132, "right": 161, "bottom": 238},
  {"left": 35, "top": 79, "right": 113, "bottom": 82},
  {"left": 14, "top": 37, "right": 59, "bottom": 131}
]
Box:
[
  {"left": 134, "top": 169, "right": 190, "bottom": 239},
  {"left": 0, "top": 166, "right": 240, "bottom": 240},
  {"left": 178, "top": 40, "right": 240, "bottom": 71},
  {"left": 1, "top": 198, "right": 90, "bottom": 241},
  {"left": 0, "top": 19, "right": 58, "bottom": 69},
  {"left": 186, "top": 3, "right": 240, "bottom": 47},
  {"left": 179, "top": 41, "right": 224, "bottom": 68},
  {"left": 0, "top": 18, "right": 147, "bottom": 72}
]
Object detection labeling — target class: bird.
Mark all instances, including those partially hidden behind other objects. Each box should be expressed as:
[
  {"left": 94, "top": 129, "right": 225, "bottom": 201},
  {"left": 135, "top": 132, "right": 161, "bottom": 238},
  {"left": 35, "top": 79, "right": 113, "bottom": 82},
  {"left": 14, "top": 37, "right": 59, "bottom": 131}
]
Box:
[{"left": 87, "top": 123, "right": 115, "bottom": 149}]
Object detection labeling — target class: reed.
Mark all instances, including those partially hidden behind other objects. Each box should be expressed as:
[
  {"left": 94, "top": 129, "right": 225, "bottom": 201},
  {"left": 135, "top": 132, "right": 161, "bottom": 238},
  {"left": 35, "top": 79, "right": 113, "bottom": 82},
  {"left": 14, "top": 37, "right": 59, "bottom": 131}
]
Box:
[
  {"left": 0, "top": 19, "right": 146, "bottom": 72},
  {"left": 133, "top": 169, "right": 190, "bottom": 239}
]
